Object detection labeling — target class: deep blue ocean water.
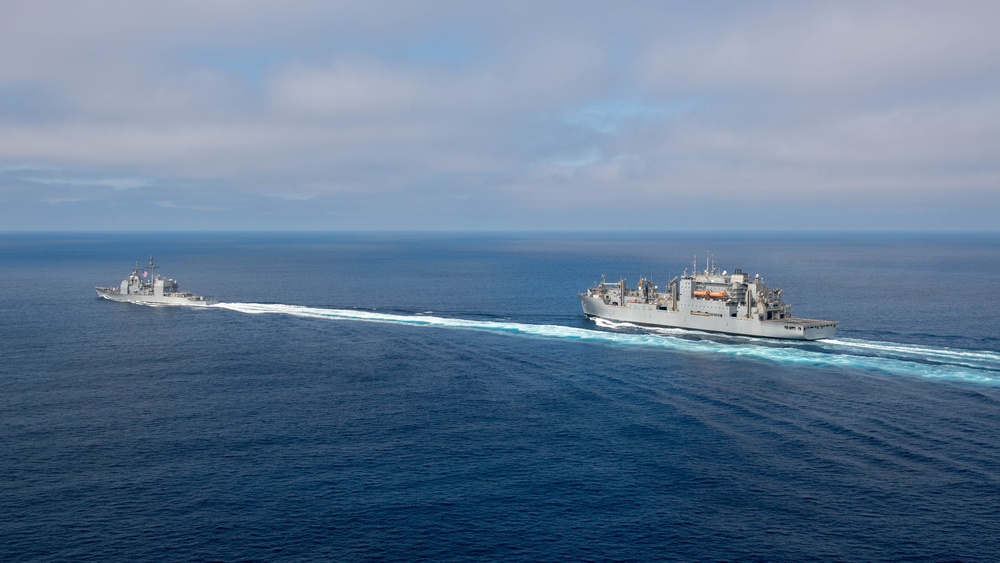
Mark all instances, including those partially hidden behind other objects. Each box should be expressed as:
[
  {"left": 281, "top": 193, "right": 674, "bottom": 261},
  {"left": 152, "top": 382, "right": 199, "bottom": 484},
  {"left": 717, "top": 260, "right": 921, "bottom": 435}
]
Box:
[{"left": 2, "top": 232, "right": 1000, "bottom": 561}]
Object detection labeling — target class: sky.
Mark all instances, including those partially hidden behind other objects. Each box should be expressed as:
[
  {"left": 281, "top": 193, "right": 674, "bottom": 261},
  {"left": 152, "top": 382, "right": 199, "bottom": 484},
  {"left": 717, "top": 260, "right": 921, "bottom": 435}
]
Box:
[{"left": 1, "top": 0, "right": 998, "bottom": 231}]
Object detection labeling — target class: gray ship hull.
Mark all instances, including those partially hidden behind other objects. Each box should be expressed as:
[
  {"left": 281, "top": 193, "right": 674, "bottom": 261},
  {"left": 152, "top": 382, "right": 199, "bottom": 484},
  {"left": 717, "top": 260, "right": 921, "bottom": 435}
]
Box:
[
  {"left": 580, "top": 258, "right": 836, "bottom": 340},
  {"left": 96, "top": 257, "right": 216, "bottom": 307},
  {"left": 580, "top": 294, "right": 835, "bottom": 340},
  {"left": 96, "top": 288, "right": 216, "bottom": 306}
]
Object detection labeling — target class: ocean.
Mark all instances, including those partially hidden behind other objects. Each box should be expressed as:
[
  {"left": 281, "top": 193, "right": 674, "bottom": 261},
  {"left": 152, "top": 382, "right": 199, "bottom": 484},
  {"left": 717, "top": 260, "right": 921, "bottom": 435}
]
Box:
[{"left": 2, "top": 232, "right": 999, "bottom": 561}]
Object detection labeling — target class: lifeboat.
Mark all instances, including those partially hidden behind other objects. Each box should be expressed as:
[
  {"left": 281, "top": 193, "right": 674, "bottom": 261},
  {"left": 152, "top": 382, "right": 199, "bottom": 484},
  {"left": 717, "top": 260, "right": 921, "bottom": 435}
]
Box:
[
  {"left": 709, "top": 292, "right": 726, "bottom": 298},
  {"left": 692, "top": 290, "right": 708, "bottom": 297}
]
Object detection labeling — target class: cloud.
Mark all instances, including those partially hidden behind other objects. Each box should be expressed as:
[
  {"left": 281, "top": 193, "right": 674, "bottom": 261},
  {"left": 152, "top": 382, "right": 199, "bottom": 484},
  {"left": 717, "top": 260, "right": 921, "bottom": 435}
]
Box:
[
  {"left": 637, "top": 2, "right": 1000, "bottom": 96},
  {"left": 24, "top": 175, "right": 152, "bottom": 190},
  {"left": 153, "top": 200, "right": 231, "bottom": 212},
  {"left": 0, "top": 1, "right": 998, "bottom": 231}
]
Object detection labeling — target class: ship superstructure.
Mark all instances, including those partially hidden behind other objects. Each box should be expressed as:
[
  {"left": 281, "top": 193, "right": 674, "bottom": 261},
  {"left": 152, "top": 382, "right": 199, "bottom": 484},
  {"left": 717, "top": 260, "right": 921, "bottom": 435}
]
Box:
[
  {"left": 580, "top": 255, "right": 836, "bottom": 340},
  {"left": 96, "top": 256, "right": 216, "bottom": 306}
]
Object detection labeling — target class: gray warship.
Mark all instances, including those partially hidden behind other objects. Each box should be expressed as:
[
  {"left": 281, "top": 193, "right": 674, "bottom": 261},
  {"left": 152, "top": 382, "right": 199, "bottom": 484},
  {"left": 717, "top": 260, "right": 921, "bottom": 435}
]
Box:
[
  {"left": 96, "top": 257, "right": 217, "bottom": 306},
  {"left": 580, "top": 255, "right": 836, "bottom": 340}
]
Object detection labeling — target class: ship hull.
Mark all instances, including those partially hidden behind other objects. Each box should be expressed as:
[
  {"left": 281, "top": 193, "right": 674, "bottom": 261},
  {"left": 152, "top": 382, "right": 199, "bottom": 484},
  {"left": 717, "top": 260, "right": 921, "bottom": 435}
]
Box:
[
  {"left": 580, "top": 294, "right": 835, "bottom": 340},
  {"left": 96, "top": 288, "right": 216, "bottom": 306}
]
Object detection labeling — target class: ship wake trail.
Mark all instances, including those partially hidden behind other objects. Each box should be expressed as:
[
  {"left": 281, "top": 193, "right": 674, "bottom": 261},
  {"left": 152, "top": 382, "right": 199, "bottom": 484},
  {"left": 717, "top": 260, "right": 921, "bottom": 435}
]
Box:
[{"left": 213, "top": 303, "right": 1000, "bottom": 385}]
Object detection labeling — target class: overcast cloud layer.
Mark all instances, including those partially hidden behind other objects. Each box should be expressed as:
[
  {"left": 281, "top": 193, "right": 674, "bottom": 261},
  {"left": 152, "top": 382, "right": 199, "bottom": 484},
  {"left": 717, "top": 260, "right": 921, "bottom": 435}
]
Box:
[{"left": 2, "top": 0, "right": 998, "bottom": 231}]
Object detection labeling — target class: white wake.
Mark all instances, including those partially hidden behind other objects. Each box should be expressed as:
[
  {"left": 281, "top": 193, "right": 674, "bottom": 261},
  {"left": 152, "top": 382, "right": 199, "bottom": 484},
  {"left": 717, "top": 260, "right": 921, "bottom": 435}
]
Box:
[{"left": 211, "top": 302, "right": 1000, "bottom": 384}]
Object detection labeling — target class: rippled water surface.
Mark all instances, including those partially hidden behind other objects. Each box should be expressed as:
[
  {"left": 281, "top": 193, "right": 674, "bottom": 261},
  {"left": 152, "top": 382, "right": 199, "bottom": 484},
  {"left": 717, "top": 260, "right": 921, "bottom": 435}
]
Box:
[{"left": 2, "top": 232, "right": 999, "bottom": 561}]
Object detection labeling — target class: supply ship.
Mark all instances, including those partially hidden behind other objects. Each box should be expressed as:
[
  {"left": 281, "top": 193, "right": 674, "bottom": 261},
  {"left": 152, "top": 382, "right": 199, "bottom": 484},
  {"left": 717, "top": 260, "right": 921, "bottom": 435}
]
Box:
[
  {"left": 96, "top": 257, "right": 216, "bottom": 306},
  {"left": 580, "top": 256, "right": 836, "bottom": 340}
]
